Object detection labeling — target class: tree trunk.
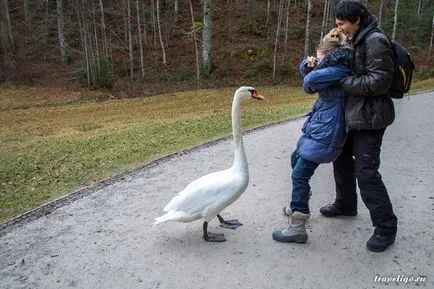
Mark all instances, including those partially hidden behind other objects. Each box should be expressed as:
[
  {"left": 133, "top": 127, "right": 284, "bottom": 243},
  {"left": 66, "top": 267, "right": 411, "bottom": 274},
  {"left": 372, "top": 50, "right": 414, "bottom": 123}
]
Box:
[
  {"left": 227, "top": 0, "right": 233, "bottom": 41},
  {"left": 430, "top": 15, "right": 433, "bottom": 53},
  {"left": 24, "top": 0, "right": 30, "bottom": 29},
  {"left": 273, "top": 0, "right": 284, "bottom": 78},
  {"left": 265, "top": 0, "right": 271, "bottom": 28},
  {"left": 142, "top": 2, "right": 148, "bottom": 47},
  {"left": 0, "top": 23, "right": 13, "bottom": 65},
  {"left": 45, "top": 0, "right": 50, "bottom": 42},
  {"left": 418, "top": 0, "right": 422, "bottom": 15},
  {"left": 326, "top": 0, "right": 332, "bottom": 31},
  {"left": 74, "top": 0, "right": 91, "bottom": 85},
  {"left": 174, "top": 0, "right": 179, "bottom": 13},
  {"left": 202, "top": 0, "right": 212, "bottom": 73},
  {"left": 378, "top": 0, "right": 386, "bottom": 28},
  {"left": 320, "top": 0, "right": 328, "bottom": 42},
  {"left": 0, "top": 0, "right": 14, "bottom": 65},
  {"left": 123, "top": 0, "right": 128, "bottom": 46},
  {"left": 84, "top": 30, "right": 91, "bottom": 86},
  {"left": 246, "top": 0, "right": 255, "bottom": 33},
  {"left": 392, "top": 0, "right": 399, "bottom": 41},
  {"left": 2, "top": 0, "right": 13, "bottom": 44},
  {"left": 136, "top": 0, "right": 145, "bottom": 77},
  {"left": 283, "top": 0, "right": 291, "bottom": 57},
  {"left": 92, "top": 3, "right": 100, "bottom": 70},
  {"left": 57, "top": 0, "right": 68, "bottom": 63},
  {"left": 127, "top": 0, "right": 134, "bottom": 77},
  {"left": 156, "top": 0, "right": 167, "bottom": 65},
  {"left": 99, "top": 0, "right": 108, "bottom": 58},
  {"left": 23, "top": 0, "right": 29, "bottom": 18},
  {"left": 304, "top": 0, "right": 312, "bottom": 57},
  {"left": 150, "top": 0, "right": 158, "bottom": 54},
  {"left": 188, "top": 0, "right": 200, "bottom": 80}
]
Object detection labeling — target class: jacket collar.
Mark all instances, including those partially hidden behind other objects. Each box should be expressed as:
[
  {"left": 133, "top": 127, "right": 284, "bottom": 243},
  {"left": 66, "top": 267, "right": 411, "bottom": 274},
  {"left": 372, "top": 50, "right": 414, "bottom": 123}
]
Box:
[
  {"left": 351, "top": 16, "right": 379, "bottom": 46},
  {"left": 315, "top": 47, "right": 353, "bottom": 70}
]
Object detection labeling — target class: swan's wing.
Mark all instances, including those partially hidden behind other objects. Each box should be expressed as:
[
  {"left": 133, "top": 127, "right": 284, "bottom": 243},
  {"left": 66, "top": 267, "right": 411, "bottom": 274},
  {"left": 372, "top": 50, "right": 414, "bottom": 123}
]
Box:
[{"left": 163, "top": 169, "right": 240, "bottom": 214}]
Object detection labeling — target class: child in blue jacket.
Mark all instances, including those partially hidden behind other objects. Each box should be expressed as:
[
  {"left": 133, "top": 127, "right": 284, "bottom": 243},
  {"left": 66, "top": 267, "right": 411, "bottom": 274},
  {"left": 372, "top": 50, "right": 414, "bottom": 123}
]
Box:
[{"left": 273, "top": 40, "right": 353, "bottom": 243}]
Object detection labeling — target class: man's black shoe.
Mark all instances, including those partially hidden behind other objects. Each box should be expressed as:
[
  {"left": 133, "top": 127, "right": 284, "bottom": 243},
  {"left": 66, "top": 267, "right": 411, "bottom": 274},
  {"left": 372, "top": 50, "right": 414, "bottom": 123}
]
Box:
[
  {"left": 366, "top": 233, "right": 396, "bottom": 252},
  {"left": 319, "top": 203, "right": 357, "bottom": 217}
]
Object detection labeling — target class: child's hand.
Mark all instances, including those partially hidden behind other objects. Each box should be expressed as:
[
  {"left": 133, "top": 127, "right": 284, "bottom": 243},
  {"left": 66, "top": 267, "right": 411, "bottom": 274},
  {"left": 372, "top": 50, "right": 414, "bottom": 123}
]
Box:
[{"left": 306, "top": 56, "right": 317, "bottom": 68}]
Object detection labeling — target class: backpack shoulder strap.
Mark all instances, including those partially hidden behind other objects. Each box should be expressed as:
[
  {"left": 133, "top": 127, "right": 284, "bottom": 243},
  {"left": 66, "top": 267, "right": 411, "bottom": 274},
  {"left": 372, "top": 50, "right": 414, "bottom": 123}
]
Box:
[{"left": 367, "top": 27, "right": 392, "bottom": 48}]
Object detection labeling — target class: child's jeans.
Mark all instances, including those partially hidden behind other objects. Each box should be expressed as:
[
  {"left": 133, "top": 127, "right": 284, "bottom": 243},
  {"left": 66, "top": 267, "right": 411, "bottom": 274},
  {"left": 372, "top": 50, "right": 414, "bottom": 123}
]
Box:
[{"left": 290, "top": 150, "right": 319, "bottom": 214}]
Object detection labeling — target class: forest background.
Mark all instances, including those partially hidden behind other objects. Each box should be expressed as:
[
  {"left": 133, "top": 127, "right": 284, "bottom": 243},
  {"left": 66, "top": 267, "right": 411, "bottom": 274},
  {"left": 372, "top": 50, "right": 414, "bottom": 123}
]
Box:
[
  {"left": 1, "top": 0, "right": 433, "bottom": 95},
  {"left": 1, "top": 0, "right": 434, "bottom": 224}
]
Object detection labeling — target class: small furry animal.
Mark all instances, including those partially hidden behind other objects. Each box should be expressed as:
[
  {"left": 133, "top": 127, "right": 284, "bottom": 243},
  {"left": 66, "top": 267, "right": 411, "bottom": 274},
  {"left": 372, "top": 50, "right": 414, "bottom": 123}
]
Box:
[{"left": 322, "top": 28, "right": 346, "bottom": 44}]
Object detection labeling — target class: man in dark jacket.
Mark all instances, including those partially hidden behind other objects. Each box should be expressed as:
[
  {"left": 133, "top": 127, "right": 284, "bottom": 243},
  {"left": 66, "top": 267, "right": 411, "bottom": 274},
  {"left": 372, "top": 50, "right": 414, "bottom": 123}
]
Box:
[{"left": 319, "top": 0, "right": 398, "bottom": 252}]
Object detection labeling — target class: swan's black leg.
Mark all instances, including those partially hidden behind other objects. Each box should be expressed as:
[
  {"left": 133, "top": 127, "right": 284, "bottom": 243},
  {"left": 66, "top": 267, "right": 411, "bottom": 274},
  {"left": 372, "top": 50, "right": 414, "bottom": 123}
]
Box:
[
  {"left": 217, "top": 214, "right": 243, "bottom": 229},
  {"left": 202, "top": 221, "right": 226, "bottom": 242}
]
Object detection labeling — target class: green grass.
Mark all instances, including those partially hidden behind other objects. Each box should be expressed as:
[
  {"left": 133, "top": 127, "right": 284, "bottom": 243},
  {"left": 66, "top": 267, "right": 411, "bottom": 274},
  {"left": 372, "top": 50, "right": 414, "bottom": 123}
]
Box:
[{"left": 1, "top": 80, "right": 434, "bottom": 223}]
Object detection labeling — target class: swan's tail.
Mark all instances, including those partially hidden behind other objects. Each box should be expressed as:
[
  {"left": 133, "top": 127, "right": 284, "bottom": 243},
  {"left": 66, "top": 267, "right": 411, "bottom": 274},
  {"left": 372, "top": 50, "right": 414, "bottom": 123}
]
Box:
[{"left": 153, "top": 210, "right": 194, "bottom": 226}]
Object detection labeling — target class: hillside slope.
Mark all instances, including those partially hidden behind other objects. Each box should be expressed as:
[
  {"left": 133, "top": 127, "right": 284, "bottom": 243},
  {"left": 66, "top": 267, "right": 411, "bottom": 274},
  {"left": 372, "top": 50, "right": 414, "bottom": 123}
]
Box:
[{"left": 0, "top": 0, "right": 432, "bottom": 96}]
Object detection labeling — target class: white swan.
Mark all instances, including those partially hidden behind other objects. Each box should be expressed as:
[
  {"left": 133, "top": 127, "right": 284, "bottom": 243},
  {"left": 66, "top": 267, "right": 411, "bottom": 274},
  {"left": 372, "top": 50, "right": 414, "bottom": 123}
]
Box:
[{"left": 154, "top": 86, "right": 265, "bottom": 242}]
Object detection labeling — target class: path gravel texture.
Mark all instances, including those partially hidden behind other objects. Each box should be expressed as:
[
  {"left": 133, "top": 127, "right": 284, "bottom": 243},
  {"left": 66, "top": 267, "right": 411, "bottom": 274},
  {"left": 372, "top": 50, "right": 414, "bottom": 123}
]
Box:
[{"left": 1, "top": 91, "right": 433, "bottom": 289}]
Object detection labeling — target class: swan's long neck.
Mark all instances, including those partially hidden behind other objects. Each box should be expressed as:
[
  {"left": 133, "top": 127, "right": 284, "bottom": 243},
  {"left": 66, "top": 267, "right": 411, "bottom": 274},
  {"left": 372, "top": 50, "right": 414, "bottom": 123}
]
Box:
[{"left": 231, "top": 94, "right": 248, "bottom": 173}]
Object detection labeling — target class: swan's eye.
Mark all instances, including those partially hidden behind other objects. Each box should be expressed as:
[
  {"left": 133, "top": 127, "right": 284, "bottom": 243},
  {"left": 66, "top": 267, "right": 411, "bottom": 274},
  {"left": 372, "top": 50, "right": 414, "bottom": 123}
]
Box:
[{"left": 248, "top": 89, "right": 255, "bottom": 96}]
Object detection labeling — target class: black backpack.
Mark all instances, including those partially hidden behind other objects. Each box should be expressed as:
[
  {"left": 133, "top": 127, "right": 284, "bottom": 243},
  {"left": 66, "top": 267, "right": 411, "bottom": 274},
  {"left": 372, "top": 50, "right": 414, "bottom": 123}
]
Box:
[{"left": 388, "top": 41, "right": 415, "bottom": 99}]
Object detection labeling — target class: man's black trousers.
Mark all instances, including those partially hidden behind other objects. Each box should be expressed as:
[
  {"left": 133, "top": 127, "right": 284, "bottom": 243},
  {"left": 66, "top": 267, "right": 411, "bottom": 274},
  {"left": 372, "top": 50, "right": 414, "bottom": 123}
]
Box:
[{"left": 332, "top": 128, "right": 398, "bottom": 235}]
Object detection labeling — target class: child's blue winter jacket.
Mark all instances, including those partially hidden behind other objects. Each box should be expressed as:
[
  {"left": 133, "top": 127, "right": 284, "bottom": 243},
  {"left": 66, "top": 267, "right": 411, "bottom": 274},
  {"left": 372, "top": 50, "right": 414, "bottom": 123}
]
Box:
[{"left": 297, "top": 47, "right": 353, "bottom": 164}]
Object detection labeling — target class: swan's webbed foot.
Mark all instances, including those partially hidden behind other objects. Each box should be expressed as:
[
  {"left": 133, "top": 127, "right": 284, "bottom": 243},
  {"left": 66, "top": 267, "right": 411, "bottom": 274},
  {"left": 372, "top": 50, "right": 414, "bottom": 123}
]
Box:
[
  {"left": 217, "top": 214, "right": 243, "bottom": 229},
  {"left": 203, "top": 222, "right": 227, "bottom": 242},
  {"left": 203, "top": 232, "right": 227, "bottom": 242}
]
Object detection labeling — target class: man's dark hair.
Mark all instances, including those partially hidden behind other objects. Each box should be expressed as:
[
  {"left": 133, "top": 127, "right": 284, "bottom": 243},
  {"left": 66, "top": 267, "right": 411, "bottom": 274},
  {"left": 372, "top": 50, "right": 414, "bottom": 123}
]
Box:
[{"left": 335, "top": 0, "right": 373, "bottom": 27}]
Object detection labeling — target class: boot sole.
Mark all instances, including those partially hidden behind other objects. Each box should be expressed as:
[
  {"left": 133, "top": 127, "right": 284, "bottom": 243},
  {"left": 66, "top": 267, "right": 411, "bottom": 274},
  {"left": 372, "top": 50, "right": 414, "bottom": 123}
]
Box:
[
  {"left": 366, "top": 239, "right": 395, "bottom": 252},
  {"left": 320, "top": 209, "right": 357, "bottom": 217},
  {"left": 366, "top": 243, "right": 394, "bottom": 252},
  {"left": 272, "top": 232, "right": 308, "bottom": 243}
]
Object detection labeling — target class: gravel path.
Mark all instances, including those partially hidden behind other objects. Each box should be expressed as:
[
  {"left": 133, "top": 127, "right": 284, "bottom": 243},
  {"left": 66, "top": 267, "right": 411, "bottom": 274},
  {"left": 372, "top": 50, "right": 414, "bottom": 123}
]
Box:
[{"left": 1, "top": 91, "right": 433, "bottom": 289}]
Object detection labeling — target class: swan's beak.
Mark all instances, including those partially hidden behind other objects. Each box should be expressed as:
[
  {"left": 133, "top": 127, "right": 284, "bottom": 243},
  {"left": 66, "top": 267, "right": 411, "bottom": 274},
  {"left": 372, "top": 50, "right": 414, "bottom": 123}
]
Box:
[{"left": 252, "top": 90, "right": 265, "bottom": 101}]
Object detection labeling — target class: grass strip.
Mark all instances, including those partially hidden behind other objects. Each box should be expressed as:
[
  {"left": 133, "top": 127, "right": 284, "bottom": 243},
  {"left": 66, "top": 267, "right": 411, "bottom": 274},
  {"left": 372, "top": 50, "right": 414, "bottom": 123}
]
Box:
[{"left": 0, "top": 97, "right": 312, "bottom": 222}]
